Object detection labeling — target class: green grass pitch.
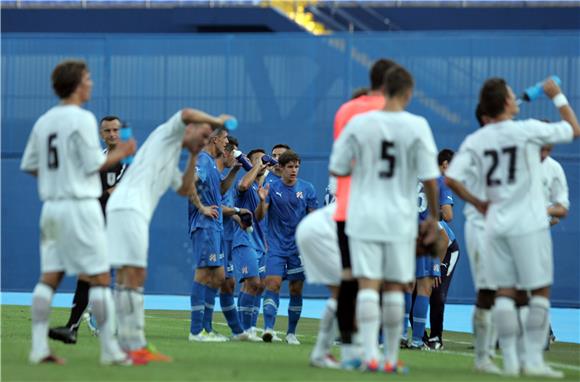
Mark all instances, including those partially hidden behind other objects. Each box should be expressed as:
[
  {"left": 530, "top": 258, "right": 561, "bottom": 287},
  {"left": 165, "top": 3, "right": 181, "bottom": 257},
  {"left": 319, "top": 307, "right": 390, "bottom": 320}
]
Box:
[{"left": 2, "top": 305, "right": 579, "bottom": 381}]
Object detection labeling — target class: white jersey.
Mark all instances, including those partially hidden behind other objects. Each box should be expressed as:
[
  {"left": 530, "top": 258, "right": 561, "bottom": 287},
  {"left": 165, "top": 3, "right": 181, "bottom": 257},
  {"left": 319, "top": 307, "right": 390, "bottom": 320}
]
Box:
[
  {"left": 107, "top": 111, "right": 186, "bottom": 222},
  {"left": 20, "top": 105, "right": 105, "bottom": 201},
  {"left": 541, "top": 156, "right": 569, "bottom": 210},
  {"left": 329, "top": 110, "right": 440, "bottom": 242},
  {"left": 449, "top": 119, "right": 572, "bottom": 236}
]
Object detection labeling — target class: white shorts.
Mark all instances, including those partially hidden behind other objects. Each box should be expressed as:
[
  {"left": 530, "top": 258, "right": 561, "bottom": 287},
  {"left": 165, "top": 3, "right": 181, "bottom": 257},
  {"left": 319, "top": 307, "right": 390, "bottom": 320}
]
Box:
[
  {"left": 486, "top": 228, "right": 553, "bottom": 290},
  {"left": 107, "top": 209, "right": 149, "bottom": 268},
  {"left": 296, "top": 204, "right": 341, "bottom": 286},
  {"left": 464, "top": 220, "right": 496, "bottom": 290},
  {"left": 40, "top": 199, "right": 108, "bottom": 276},
  {"left": 349, "top": 238, "right": 415, "bottom": 283}
]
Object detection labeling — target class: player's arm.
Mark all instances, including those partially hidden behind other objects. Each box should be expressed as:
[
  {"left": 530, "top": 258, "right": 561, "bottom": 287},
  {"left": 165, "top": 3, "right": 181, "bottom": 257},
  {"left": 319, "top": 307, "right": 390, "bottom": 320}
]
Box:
[
  {"left": 238, "top": 158, "right": 267, "bottom": 192},
  {"left": 176, "top": 154, "right": 197, "bottom": 196},
  {"left": 441, "top": 205, "right": 453, "bottom": 222},
  {"left": 421, "top": 178, "right": 440, "bottom": 244},
  {"left": 181, "top": 109, "right": 233, "bottom": 130},
  {"left": 445, "top": 176, "right": 488, "bottom": 215},
  {"left": 99, "top": 139, "right": 136, "bottom": 172},
  {"left": 544, "top": 78, "right": 580, "bottom": 138},
  {"left": 329, "top": 123, "right": 357, "bottom": 177},
  {"left": 189, "top": 175, "right": 218, "bottom": 219},
  {"left": 254, "top": 184, "right": 270, "bottom": 221}
]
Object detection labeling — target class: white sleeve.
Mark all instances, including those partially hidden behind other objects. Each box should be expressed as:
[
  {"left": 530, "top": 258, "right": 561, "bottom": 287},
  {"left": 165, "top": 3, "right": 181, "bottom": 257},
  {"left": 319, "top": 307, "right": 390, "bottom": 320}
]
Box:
[
  {"left": 446, "top": 138, "right": 477, "bottom": 182},
  {"left": 524, "top": 119, "right": 573, "bottom": 146},
  {"left": 550, "top": 161, "right": 570, "bottom": 210},
  {"left": 329, "top": 121, "right": 358, "bottom": 176},
  {"left": 168, "top": 110, "right": 187, "bottom": 135},
  {"left": 415, "top": 120, "right": 440, "bottom": 181},
  {"left": 20, "top": 126, "right": 39, "bottom": 172},
  {"left": 71, "top": 113, "right": 106, "bottom": 174},
  {"left": 170, "top": 166, "right": 183, "bottom": 191}
]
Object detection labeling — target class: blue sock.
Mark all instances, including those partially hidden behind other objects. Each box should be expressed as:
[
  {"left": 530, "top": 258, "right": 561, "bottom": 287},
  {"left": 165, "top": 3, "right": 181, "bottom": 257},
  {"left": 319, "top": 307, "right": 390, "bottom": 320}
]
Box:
[
  {"left": 238, "top": 292, "right": 255, "bottom": 331},
  {"left": 252, "top": 293, "right": 262, "bottom": 328},
  {"left": 190, "top": 281, "right": 206, "bottom": 335},
  {"left": 412, "top": 294, "right": 429, "bottom": 343},
  {"left": 262, "top": 290, "right": 279, "bottom": 330},
  {"left": 287, "top": 294, "right": 302, "bottom": 334},
  {"left": 220, "top": 292, "right": 243, "bottom": 335},
  {"left": 402, "top": 292, "right": 412, "bottom": 339},
  {"left": 203, "top": 286, "right": 218, "bottom": 333}
]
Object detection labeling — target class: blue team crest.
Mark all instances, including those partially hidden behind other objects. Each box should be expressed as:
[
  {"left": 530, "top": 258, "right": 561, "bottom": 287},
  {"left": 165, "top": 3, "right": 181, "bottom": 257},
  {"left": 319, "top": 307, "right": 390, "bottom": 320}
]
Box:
[
  {"left": 209, "top": 254, "right": 217, "bottom": 262},
  {"left": 296, "top": 191, "right": 304, "bottom": 199}
]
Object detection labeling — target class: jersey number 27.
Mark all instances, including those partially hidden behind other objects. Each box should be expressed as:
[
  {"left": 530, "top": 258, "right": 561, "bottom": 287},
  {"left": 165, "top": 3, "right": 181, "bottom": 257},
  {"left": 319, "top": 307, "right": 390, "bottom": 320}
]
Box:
[{"left": 484, "top": 146, "right": 517, "bottom": 186}]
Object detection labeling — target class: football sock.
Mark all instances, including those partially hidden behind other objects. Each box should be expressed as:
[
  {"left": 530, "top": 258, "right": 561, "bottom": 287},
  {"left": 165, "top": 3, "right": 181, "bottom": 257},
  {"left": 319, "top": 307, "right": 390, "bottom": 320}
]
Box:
[
  {"left": 287, "top": 294, "right": 303, "bottom": 334},
  {"left": 493, "top": 297, "right": 519, "bottom": 374},
  {"left": 262, "top": 289, "right": 279, "bottom": 330},
  {"left": 412, "top": 294, "right": 429, "bottom": 344},
  {"left": 473, "top": 307, "right": 493, "bottom": 364},
  {"left": 382, "top": 291, "right": 405, "bottom": 365},
  {"left": 30, "top": 283, "right": 53, "bottom": 360},
  {"left": 525, "top": 296, "right": 550, "bottom": 367},
  {"left": 311, "top": 298, "right": 337, "bottom": 359},
  {"left": 336, "top": 279, "right": 358, "bottom": 344},
  {"left": 517, "top": 305, "right": 529, "bottom": 366},
  {"left": 202, "top": 286, "right": 218, "bottom": 333},
  {"left": 90, "top": 286, "right": 124, "bottom": 357},
  {"left": 402, "top": 292, "right": 412, "bottom": 340},
  {"left": 238, "top": 292, "right": 254, "bottom": 331},
  {"left": 251, "top": 293, "right": 262, "bottom": 328},
  {"left": 356, "top": 289, "right": 380, "bottom": 363},
  {"left": 220, "top": 292, "right": 243, "bottom": 335},
  {"left": 124, "top": 287, "right": 146, "bottom": 351},
  {"left": 189, "top": 281, "right": 206, "bottom": 335},
  {"left": 66, "top": 279, "right": 90, "bottom": 331}
]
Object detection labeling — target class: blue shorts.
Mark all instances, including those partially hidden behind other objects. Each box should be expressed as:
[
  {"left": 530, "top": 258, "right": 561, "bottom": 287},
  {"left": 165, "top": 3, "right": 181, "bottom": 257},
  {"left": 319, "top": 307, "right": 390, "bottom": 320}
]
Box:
[
  {"left": 233, "top": 246, "right": 265, "bottom": 282},
  {"left": 223, "top": 239, "right": 234, "bottom": 279},
  {"left": 416, "top": 255, "right": 441, "bottom": 279},
  {"left": 191, "top": 228, "right": 224, "bottom": 268},
  {"left": 265, "top": 252, "right": 305, "bottom": 281}
]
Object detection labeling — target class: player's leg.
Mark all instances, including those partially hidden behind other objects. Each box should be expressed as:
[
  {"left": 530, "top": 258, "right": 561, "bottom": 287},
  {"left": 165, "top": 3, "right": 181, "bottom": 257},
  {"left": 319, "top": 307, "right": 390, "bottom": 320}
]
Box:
[
  {"left": 335, "top": 221, "right": 358, "bottom": 352},
  {"left": 251, "top": 253, "right": 266, "bottom": 331},
  {"left": 220, "top": 277, "right": 245, "bottom": 338},
  {"left": 261, "top": 253, "right": 285, "bottom": 342},
  {"left": 202, "top": 232, "right": 225, "bottom": 335},
  {"left": 401, "top": 282, "right": 414, "bottom": 347},
  {"left": 286, "top": 254, "right": 305, "bottom": 344},
  {"left": 410, "top": 256, "right": 438, "bottom": 349},
  {"left": 310, "top": 287, "right": 339, "bottom": 368},
  {"left": 49, "top": 274, "right": 91, "bottom": 344},
  {"left": 233, "top": 245, "right": 260, "bottom": 332}
]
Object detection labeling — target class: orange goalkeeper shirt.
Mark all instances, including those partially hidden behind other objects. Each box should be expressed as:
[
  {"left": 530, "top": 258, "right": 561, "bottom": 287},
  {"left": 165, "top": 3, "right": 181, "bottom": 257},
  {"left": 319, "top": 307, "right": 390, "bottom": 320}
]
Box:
[{"left": 332, "top": 94, "right": 385, "bottom": 222}]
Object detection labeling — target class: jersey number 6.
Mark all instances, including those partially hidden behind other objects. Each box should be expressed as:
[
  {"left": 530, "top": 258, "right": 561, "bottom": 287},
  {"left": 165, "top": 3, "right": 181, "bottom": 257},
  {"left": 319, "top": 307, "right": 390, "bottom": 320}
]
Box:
[{"left": 48, "top": 133, "right": 59, "bottom": 169}]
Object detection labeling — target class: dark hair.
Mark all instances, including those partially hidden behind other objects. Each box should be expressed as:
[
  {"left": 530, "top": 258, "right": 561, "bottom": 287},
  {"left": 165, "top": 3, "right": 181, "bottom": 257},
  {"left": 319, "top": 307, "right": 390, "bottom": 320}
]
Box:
[
  {"left": 278, "top": 150, "right": 300, "bottom": 166},
  {"left": 351, "top": 87, "right": 369, "bottom": 100},
  {"left": 479, "top": 78, "right": 509, "bottom": 118},
  {"left": 370, "top": 59, "right": 398, "bottom": 90},
  {"left": 51, "top": 60, "right": 88, "bottom": 99},
  {"left": 438, "top": 149, "right": 454, "bottom": 166},
  {"left": 247, "top": 148, "right": 266, "bottom": 161},
  {"left": 225, "top": 135, "right": 238, "bottom": 152},
  {"left": 475, "top": 103, "right": 485, "bottom": 127},
  {"left": 272, "top": 143, "right": 291, "bottom": 152},
  {"left": 383, "top": 65, "right": 414, "bottom": 98},
  {"left": 211, "top": 126, "right": 228, "bottom": 139},
  {"left": 100, "top": 115, "right": 122, "bottom": 127}
]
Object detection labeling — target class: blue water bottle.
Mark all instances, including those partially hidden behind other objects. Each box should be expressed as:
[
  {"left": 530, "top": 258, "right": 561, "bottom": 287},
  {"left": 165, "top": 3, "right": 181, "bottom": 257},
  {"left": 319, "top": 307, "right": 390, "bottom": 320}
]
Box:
[
  {"left": 224, "top": 118, "right": 238, "bottom": 131},
  {"left": 233, "top": 150, "right": 253, "bottom": 171},
  {"left": 120, "top": 125, "right": 134, "bottom": 165},
  {"left": 522, "top": 75, "right": 561, "bottom": 102},
  {"left": 261, "top": 155, "right": 278, "bottom": 166}
]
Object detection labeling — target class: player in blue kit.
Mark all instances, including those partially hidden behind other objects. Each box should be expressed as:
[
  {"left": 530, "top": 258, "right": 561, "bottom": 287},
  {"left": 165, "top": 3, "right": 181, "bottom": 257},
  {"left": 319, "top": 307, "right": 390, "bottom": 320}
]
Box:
[
  {"left": 257, "top": 150, "right": 318, "bottom": 344},
  {"left": 233, "top": 148, "right": 270, "bottom": 339},
  {"left": 264, "top": 144, "right": 290, "bottom": 187},
  {"left": 188, "top": 127, "right": 241, "bottom": 342}
]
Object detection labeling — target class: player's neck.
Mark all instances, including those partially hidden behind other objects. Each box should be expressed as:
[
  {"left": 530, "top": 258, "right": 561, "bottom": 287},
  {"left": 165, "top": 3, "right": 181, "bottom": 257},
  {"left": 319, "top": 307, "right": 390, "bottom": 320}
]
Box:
[
  {"left": 368, "top": 89, "right": 383, "bottom": 97},
  {"left": 488, "top": 112, "right": 513, "bottom": 124},
  {"left": 383, "top": 98, "right": 406, "bottom": 112},
  {"left": 60, "top": 94, "right": 83, "bottom": 106},
  {"left": 282, "top": 177, "right": 296, "bottom": 187},
  {"left": 205, "top": 145, "right": 219, "bottom": 159}
]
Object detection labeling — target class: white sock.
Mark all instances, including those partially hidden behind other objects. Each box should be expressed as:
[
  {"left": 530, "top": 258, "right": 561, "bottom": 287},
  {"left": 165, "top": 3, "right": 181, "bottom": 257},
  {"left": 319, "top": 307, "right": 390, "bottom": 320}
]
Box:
[
  {"left": 489, "top": 313, "right": 498, "bottom": 358},
  {"left": 473, "top": 307, "right": 492, "bottom": 364},
  {"left": 30, "top": 283, "right": 54, "bottom": 361},
  {"left": 90, "top": 286, "right": 124, "bottom": 359},
  {"left": 127, "top": 288, "right": 146, "bottom": 351},
  {"left": 493, "top": 297, "right": 519, "bottom": 374},
  {"left": 311, "top": 298, "right": 337, "bottom": 360},
  {"left": 517, "top": 306, "right": 529, "bottom": 367},
  {"left": 356, "top": 289, "right": 380, "bottom": 363},
  {"left": 525, "top": 296, "right": 550, "bottom": 367},
  {"left": 114, "top": 286, "right": 129, "bottom": 351},
  {"left": 382, "top": 291, "right": 404, "bottom": 365}
]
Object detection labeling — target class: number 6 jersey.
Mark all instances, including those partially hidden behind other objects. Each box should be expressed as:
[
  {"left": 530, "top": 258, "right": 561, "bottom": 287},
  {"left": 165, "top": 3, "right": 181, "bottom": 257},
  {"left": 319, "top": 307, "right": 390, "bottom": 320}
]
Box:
[
  {"left": 20, "top": 105, "right": 105, "bottom": 201},
  {"left": 329, "top": 110, "right": 439, "bottom": 242},
  {"left": 447, "top": 119, "right": 573, "bottom": 236}
]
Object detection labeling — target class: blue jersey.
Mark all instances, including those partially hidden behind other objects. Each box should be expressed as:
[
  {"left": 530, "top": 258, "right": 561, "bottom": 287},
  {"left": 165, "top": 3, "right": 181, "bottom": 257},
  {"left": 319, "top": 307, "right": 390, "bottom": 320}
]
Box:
[
  {"left": 221, "top": 169, "right": 236, "bottom": 241},
  {"left": 265, "top": 171, "right": 280, "bottom": 188},
  {"left": 188, "top": 151, "right": 222, "bottom": 233},
  {"left": 418, "top": 177, "right": 454, "bottom": 222},
  {"left": 232, "top": 181, "right": 266, "bottom": 253},
  {"left": 438, "top": 175, "right": 454, "bottom": 209},
  {"left": 266, "top": 178, "right": 318, "bottom": 255},
  {"left": 439, "top": 220, "right": 456, "bottom": 244}
]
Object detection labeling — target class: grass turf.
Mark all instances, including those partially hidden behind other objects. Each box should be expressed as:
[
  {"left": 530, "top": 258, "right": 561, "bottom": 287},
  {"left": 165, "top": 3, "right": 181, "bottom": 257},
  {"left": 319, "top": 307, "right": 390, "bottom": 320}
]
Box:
[{"left": 2, "top": 305, "right": 579, "bottom": 381}]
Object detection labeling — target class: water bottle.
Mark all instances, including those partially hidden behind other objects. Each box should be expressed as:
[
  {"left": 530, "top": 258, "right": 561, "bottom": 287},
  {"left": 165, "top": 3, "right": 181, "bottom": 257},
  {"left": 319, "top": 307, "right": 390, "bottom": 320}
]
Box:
[
  {"left": 119, "top": 125, "right": 134, "bottom": 165},
  {"left": 239, "top": 211, "right": 254, "bottom": 234},
  {"left": 522, "top": 75, "right": 561, "bottom": 102},
  {"left": 233, "top": 150, "right": 253, "bottom": 171},
  {"left": 224, "top": 118, "right": 238, "bottom": 131},
  {"left": 261, "top": 155, "right": 278, "bottom": 166}
]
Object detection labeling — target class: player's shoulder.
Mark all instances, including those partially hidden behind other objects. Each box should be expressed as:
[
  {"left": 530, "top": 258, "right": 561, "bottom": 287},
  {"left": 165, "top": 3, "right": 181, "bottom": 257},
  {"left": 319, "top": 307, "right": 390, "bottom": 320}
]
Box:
[
  {"left": 544, "top": 156, "right": 565, "bottom": 174},
  {"left": 297, "top": 178, "right": 315, "bottom": 191}
]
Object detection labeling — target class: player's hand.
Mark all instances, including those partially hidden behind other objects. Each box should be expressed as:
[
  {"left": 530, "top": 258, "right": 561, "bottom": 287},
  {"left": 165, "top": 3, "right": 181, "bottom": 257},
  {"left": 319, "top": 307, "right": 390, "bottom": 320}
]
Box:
[
  {"left": 419, "top": 217, "right": 438, "bottom": 248},
  {"left": 218, "top": 114, "right": 235, "bottom": 126},
  {"left": 433, "top": 276, "right": 441, "bottom": 288},
  {"left": 117, "top": 138, "right": 137, "bottom": 157},
  {"left": 199, "top": 205, "right": 219, "bottom": 219},
  {"left": 543, "top": 77, "right": 562, "bottom": 99},
  {"left": 258, "top": 184, "right": 270, "bottom": 201},
  {"left": 475, "top": 200, "right": 489, "bottom": 215},
  {"left": 251, "top": 156, "right": 268, "bottom": 171},
  {"left": 238, "top": 208, "right": 252, "bottom": 216}
]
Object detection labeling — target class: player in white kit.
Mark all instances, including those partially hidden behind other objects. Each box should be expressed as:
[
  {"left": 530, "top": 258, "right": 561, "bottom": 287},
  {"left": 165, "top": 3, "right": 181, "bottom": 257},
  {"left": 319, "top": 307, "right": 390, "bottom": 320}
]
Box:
[
  {"left": 329, "top": 65, "right": 441, "bottom": 373},
  {"left": 106, "top": 108, "right": 233, "bottom": 362},
  {"left": 445, "top": 77, "right": 580, "bottom": 378},
  {"left": 21, "top": 60, "right": 137, "bottom": 365}
]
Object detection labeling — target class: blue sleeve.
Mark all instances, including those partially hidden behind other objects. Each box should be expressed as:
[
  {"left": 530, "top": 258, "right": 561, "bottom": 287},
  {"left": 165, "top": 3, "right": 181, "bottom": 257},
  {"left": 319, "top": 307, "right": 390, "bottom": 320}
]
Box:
[
  {"left": 438, "top": 176, "right": 454, "bottom": 206},
  {"left": 306, "top": 183, "right": 318, "bottom": 210},
  {"left": 196, "top": 155, "right": 209, "bottom": 184}
]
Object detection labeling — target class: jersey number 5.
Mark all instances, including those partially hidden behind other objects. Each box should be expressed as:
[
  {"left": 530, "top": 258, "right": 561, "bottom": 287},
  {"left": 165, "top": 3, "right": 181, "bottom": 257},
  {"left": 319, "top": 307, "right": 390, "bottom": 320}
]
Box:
[
  {"left": 48, "top": 133, "right": 59, "bottom": 169},
  {"left": 484, "top": 146, "right": 517, "bottom": 186},
  {"left": 379, "top": 140, "right": 395, "bottom": 178}
]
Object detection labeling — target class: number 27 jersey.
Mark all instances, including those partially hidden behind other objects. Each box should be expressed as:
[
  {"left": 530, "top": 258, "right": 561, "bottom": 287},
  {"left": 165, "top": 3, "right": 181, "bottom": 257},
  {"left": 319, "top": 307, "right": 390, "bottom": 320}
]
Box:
[{"left": 329, "top": 110, "right": 440, "bottom": 242}]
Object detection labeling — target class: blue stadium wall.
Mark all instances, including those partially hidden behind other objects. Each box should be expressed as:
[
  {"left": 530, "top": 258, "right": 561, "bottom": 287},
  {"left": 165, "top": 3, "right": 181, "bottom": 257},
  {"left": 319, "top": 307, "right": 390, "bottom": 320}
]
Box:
[{"left": 2, "top": 32, "right": 579, "bottom": 307}]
